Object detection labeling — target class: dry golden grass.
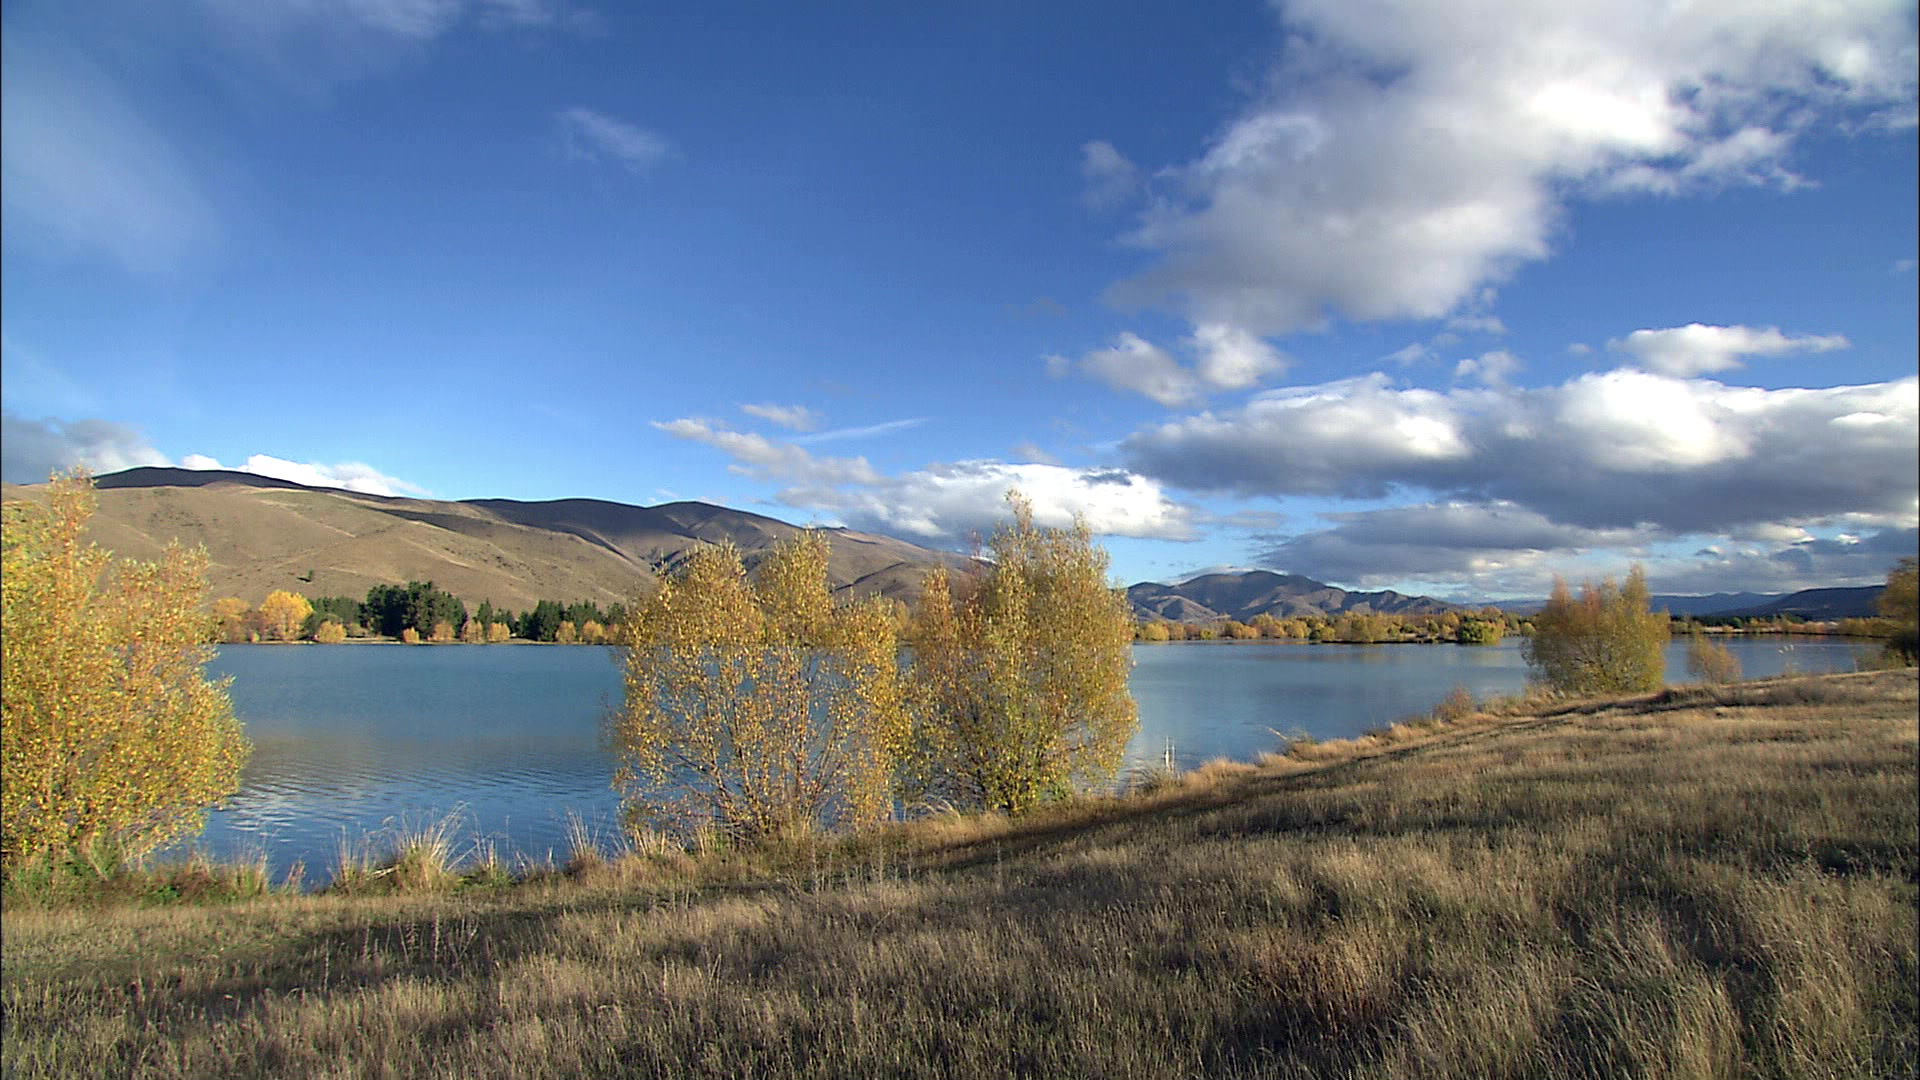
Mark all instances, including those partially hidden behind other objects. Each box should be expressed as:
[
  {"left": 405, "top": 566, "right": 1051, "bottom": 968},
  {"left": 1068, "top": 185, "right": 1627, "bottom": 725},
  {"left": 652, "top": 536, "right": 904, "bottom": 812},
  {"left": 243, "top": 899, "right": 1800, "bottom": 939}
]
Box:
[{"left": 5, "top": 670, "right": 1915, "bottom": 1079}]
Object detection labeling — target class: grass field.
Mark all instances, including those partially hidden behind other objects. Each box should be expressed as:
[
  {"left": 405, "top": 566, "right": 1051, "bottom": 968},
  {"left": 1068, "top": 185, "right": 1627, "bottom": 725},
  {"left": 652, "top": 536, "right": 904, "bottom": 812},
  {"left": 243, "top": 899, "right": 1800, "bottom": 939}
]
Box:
[{"left": 4, "top": 670, "right": 1915, "bottom": 1079}]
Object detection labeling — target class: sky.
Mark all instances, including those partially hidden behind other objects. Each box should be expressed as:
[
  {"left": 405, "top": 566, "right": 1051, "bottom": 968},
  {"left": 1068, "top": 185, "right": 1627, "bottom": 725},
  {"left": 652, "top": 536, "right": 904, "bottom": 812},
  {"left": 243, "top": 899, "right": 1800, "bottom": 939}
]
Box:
[{"left": 3, "top": 0, "right": 1916, "bottom": 601}]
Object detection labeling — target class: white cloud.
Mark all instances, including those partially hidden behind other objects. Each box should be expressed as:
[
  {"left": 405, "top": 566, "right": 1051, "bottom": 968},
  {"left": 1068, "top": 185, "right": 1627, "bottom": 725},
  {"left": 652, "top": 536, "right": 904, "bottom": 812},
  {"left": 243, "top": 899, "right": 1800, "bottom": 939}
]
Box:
[
  {"left": 1454, "top": 349, "right": 1523, "bottom": 387},
  {"left": 739, "top": 403, "right": 821, "bottom": 432},
  {"left": 1189, "top": 323, "right": 1288, "bottom": 390},
  {"left": 181, "top": 452, "right": 429, "bottom": 496},
  {"left": 1257, "top": 502, "right": 1913, "bottom": 597},
  {"left": 1105, "top": 0, "right": 1915, "bottom": 337},
  {"left": 1123, "top": 369, "right": 1920, "bottom": 535},
  {"left": 1078, "top": 333, "right": 1203, "bottom": 407},
  {"left": 653, "top": 417, "right": 1192, "bottom": 544},
  {"left": 1608, "top": 323, "right": 1849, "bottom": 376},
  {"left": 788, "top": 462, "right": 1195, "bottom": 545},
  {"left": 1, "top": 37, "right": 221, "bottom": 275},
  {"left": 652, "top": 418, "right": 881, "bottom": 486},
  {"left": 557, "top": 107, "right": 674, "bottom": 174},
  {"left": 1081, "top": 140, "right": 1140, "bottom": 211},
  {"left": 1066, "top": 327, "right": 1288, "bottom": 406},
  {"left": 791, "top": 418, "right": 928, "bottom": 445},
  {"left": 1, "top": 413, "right": 170, "bottom": 482},
  {"left": 1445, "top": 313, "right": 1508, "bottom": 336},
  {"left": 1009, "top": 441, "right": 1062, "bottom": 466}
]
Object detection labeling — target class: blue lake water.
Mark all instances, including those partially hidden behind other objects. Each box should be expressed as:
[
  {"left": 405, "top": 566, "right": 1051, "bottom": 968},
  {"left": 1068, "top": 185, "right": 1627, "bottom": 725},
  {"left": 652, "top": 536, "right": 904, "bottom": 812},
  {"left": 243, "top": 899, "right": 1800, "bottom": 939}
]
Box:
[{"left": 189, "top": 636, "right": 1874, "bottom": 881}]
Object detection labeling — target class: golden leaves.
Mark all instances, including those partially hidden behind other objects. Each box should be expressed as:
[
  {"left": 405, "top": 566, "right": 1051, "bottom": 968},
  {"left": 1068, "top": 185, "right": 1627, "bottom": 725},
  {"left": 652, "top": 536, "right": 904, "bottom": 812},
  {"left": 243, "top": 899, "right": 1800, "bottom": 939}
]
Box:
[{"left": 2, "top": 471, "right": 249, "bottom": 867}]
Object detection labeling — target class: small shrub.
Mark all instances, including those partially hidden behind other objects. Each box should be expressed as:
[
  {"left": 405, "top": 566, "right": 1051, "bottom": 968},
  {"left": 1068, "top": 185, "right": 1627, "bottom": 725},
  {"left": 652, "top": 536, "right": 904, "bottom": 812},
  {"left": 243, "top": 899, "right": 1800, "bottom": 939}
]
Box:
[
  {"left": 1431, "top": 685, "right": 1477, "bottom": 724},
  {"left": 1686, "top": 634, "right": 1742, "bottom": 684}
]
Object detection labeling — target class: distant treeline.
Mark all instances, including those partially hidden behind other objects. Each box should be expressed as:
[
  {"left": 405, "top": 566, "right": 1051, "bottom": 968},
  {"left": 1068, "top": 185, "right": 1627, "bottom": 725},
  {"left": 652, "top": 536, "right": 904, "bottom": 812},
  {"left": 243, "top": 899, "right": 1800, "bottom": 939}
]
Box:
[
  {"left": 211, "top": 582, "right": 630, "bottom": 644},
  {"left": 1140, "top": 607, "right": 1902, "bottom": 645},
  {"left": 1136, "top": 609, "right": 1523, "bottom": 645}
]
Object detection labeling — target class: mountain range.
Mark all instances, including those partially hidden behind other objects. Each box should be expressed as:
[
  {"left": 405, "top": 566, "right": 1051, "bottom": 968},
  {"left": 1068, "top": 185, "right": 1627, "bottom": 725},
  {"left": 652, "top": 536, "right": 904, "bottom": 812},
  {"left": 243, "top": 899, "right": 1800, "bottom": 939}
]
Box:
[
  {"left": 0, "top": 468, "right": 1887, "bottom": 622},
  {"left": 1, "top": 468, "right": 976, "bottom": 612}
]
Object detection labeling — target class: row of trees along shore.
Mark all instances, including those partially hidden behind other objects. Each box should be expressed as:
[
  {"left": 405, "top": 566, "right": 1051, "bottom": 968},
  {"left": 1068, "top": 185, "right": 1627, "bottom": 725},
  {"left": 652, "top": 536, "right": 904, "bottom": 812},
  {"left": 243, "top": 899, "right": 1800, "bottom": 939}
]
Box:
[
  {"left": 211, "top": 586, "right": 630, "bottom": 645},
  {"left": 4, "top": 468, "right": 1917, "bottom": 867}
]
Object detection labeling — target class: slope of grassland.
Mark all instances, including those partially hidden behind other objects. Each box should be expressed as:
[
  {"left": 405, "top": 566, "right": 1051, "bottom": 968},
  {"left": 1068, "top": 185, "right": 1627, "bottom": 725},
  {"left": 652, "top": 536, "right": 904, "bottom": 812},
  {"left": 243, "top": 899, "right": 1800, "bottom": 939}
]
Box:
[{"left": 4, "top": 671, "right": 1916, "bottom": 1079}]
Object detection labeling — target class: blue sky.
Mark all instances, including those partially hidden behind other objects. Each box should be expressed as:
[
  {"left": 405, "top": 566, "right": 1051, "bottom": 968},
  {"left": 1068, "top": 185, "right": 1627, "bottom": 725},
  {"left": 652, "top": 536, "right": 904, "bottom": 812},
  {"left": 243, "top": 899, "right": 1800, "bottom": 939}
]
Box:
[{"left": 4, "top": 0, "right": 1915, "bottom": 600}]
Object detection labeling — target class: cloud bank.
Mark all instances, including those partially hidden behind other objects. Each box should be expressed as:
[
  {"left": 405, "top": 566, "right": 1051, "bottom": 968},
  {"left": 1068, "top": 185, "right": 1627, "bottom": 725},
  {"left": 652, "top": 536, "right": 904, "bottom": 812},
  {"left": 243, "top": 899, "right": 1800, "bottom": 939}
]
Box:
[
  {"left": 653, "top": 417, "right": 1193, "bottom": 544},
  {"left": 1123, "top": 369, "right": 1919, "bottom": 536},
  {"left": 1104, "top": 0, "right": 1915, "bottom": 340}
]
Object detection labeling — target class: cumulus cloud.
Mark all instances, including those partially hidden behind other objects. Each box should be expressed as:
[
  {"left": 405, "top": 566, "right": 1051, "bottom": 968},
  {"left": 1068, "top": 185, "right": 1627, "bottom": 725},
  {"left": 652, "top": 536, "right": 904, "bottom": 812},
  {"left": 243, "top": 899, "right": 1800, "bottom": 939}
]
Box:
[
  {"left": 1608, "top": 323, "right": 1850, "bottom": 377},
  {"left": 557, "top": 107, "right": 674, "bottom": 173},
  {"left": 180, "top": 452, "right": 428, "bottom": 496},
  {"left": 1454, "top": 349, "right": 1523, "bottom": 387},
  {"left": 653, "top": 417, "right": 1192, "bottom": 544},
  {"left": 786, "top": 462, "right": 1195, "bottom": 545},
  {"left": 739, "top": 402, "right": 821, "bottom": 432},
  {"left": 1065, "top": 327, "right": 1288, "bottom": 406},
  {"left": 1077, "top": 333, "right": 1202, "bottom": 407},
  {"left": 1106, "top": 0, "right": 1916, "bottom": 336},
  {"left": 1, "top": 413, "right": 171, "bottom": 483},
  {"left": 1258, "top": 502, "right": 1653, "bottom": 588},
  {"left": 1123, "top": 370, "right": 1919, "bottom": 535},
  {"left": 1258, "top": 501, "right": 1912, "bottom": 597}
]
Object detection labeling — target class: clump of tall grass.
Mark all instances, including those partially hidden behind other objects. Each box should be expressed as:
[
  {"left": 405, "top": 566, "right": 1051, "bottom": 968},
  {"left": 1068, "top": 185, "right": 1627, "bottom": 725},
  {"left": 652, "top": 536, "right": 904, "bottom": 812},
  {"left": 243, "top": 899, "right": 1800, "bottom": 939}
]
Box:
[
  {"left": 328, "top": 809, "right": 473, "bottom": 895},
  {"left": 1, "top": 841, "right": 290, "bottom": 909}
]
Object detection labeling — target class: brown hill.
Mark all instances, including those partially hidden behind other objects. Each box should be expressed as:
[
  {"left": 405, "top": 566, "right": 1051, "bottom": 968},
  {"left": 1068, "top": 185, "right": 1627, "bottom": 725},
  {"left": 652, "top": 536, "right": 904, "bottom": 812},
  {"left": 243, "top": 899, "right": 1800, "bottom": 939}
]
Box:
[
  {"left": 1127, "top": 569, "right": 1460, "bottom": 623},
  {"left": 2, "top": 468, "right": 976, "bottom": 612}
]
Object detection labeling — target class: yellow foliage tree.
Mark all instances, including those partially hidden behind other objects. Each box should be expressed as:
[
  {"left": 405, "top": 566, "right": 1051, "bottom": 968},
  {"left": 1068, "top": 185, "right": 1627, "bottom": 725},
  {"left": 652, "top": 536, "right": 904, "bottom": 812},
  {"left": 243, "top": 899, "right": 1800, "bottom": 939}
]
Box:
[
  {"left": 400, "top": 627, "right": 421, "bottom": 645},
  {"left": 257, "top": 590, "right": 312, "bottom": 642},
  {"left": 905, "top": 493, "right": 1138, "bottom": 816},
  {"left": 580, "top": 619, "right": 605, "bottom": 644},
  {"left": 1880, "top": 557, "right": 1918, "bottom": 665},
  {"left": 431, "top": 619, "right": 456, "bottom": 643},
  {"left": 487, "top": 621, "right": 512, "bottom": 643},
  {"left": 555, "top": 620, "right": 578, "bottom": 645},
  {"left": 1523, "top": 565, "right": 1669, "bottom": 696},
  {"left": 313, "top": 620, "right": 348, "bottom": 645},
  {"left": 211, "top": 596, "right": 253, "bottom": 643},
  {"left": 1685, "top": 631, "right": 1741, "bottom": 684},
  {"left": 460, "top": 618, "right": 485, "bottom": 644},
  {"left": 2, "top": 473, "right": 250, "bottom": 868},
  {"left": 611, "top": 532, "right": 908, "bottom": 840}
]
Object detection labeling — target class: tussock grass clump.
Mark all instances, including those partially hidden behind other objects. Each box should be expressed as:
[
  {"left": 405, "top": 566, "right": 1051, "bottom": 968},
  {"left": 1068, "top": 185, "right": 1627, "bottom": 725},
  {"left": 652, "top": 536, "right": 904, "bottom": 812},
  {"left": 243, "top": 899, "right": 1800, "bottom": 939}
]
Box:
[
  {"left": 4, "top": 670, "right": 1915, "bottom": 1080},
  {"left": 1, "top": 840, "right": 292, "bottom": 910}
]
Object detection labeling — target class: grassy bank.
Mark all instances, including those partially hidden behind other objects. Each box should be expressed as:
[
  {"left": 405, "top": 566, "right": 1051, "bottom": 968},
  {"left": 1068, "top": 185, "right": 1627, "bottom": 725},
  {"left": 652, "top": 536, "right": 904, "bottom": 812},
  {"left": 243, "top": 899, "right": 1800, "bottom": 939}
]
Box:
[{"left": 5, "top": 670, "right": 1915, "bottom": 1079}]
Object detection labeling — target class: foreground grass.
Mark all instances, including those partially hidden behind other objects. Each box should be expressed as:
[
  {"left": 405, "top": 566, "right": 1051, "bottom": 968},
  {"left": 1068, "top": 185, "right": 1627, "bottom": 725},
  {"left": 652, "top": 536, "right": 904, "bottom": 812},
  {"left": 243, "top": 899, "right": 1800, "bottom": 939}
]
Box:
[{"left": 5, "top": 671, "right": 1916, "bottom": 1079}]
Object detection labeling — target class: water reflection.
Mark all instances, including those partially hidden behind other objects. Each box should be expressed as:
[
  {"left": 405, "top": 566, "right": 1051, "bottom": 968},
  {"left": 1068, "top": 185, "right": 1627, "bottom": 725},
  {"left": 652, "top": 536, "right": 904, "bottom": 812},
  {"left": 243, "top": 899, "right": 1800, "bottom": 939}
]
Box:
[{"left": 186, "top": 636, "right": 1873, "bottom": 881}]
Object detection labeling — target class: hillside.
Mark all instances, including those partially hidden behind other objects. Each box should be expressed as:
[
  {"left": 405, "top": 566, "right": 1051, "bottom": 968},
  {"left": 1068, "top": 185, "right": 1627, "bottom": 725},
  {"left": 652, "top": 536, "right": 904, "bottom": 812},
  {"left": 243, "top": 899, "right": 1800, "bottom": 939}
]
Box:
[
  {"left": 4, "top": 670, "right": 1913, "bottom": 1079},
  {"left": 1129, "top": 569, "right": 1460, "bottom": 623},
  {"left": 0, "top": 468, "right": 975, "bottom": 611}
]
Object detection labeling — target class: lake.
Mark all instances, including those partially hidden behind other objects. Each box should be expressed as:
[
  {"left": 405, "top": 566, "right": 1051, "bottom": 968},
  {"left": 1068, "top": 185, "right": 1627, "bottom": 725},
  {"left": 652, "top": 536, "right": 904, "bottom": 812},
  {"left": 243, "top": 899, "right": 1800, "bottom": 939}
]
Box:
[{"left": 188, "top": 636, "right": 1873, "bottom": 881}]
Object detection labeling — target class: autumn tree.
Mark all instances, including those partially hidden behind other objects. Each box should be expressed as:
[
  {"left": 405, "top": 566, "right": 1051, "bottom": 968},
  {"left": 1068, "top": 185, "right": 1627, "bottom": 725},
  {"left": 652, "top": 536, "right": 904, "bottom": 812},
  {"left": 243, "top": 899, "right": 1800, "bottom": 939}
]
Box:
[
  {"left": 257, "top": 590, "right": 313, "bottom": 642},
  {"left": 1879, "top": 557, "right": 1918, "bottom": 665},
  {"left": 905, "top": 493, "right": 1138, "bottom": 816},
  {"left": 611, "top": 532, "right": 908, "bottom": 840},
  {"left": 313, "top": 620, "right": 348, "bottom": 645},
  {"left": 2, "top": 472, "right": 250, "bottom": 868},
  {"left": 211, "top": 597, "right": 253, "bottom": 643},
  {"left": 460, "top": 618, "right": 485, "bottom": 644},
  {"left": 555, "top": 620, "right": 578, "bottom": 645},
  {"left": 1456, "top": 617, "right": 1505, "bottom": 646},
  {"left": 487, "top": 621, "right": 512, "bottom": 643},
  {"left": 1685, "top": 631, "right": 1741, "bottom": 684},
  {"left": 1523, "top": 565, "right": 1669, "bottom": 696}
]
